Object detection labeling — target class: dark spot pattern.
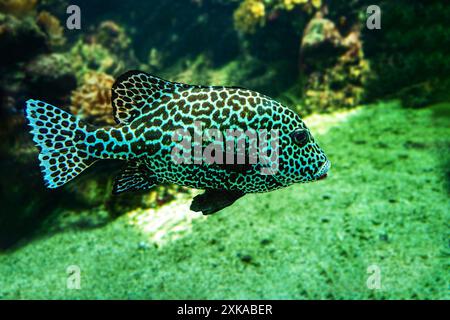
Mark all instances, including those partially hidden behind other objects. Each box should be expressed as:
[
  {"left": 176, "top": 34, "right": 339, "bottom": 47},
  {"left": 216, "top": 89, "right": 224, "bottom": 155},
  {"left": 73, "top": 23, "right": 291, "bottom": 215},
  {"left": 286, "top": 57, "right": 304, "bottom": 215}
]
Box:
[
  {"left": 106, "top": 71, "right": 328, "bottom": 193},
  {"left": 26, "top": 71, "right": 329, "bottom": 196}
]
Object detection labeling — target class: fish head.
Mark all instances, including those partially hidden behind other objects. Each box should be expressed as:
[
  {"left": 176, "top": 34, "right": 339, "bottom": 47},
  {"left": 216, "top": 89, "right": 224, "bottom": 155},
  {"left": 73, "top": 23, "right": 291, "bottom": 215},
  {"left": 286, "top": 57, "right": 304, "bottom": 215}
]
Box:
[{"left": 282, "top": 120, "right": 330, "bottom": 183}]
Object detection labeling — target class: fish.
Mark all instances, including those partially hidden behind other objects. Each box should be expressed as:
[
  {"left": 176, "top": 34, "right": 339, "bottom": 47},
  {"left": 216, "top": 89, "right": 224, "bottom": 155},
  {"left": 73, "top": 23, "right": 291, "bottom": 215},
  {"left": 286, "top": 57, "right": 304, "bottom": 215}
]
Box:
[{"left": 25, "top": 70, "right": 330, "bottom": 215}]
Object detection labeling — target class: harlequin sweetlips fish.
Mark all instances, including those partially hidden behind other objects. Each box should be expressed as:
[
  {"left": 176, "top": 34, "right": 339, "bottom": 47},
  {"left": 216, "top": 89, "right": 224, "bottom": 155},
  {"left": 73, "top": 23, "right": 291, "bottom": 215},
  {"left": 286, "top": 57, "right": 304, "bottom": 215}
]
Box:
[{"left": 25, "top": 71, "right": 330, "bottom": 215}]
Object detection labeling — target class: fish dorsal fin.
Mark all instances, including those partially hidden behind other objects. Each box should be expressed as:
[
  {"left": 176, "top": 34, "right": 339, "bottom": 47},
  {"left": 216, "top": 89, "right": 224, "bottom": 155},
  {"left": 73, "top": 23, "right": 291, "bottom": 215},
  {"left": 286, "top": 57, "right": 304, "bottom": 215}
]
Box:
[
  {"left": 111, "top": 70, "right": 190, "bottom": 125},
  {"left": 111, "top": 70, "right": 251, "bottom": 125},
  {"left": 112, "top": 160, "right": 158, "bottom": 194}
]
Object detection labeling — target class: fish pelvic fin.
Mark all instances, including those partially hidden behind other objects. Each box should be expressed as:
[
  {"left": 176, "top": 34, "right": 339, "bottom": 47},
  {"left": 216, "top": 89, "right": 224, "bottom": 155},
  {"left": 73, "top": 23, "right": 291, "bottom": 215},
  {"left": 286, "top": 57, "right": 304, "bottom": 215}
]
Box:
[
  {"left": 112, "top": 160, "right": 158, "bottom": 195},
  {"left": 190, "top": 190, "right": 245, "bottom": 215},
  {"left": 25, "top": 99, "right": 97, "bottom": 189}
]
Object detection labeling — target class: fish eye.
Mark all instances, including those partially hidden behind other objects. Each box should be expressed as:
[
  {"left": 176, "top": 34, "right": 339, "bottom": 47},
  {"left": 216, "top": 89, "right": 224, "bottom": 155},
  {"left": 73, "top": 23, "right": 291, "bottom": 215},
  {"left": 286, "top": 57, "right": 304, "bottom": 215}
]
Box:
[{"left": 290, "top": 129, "right": 309, "bottom": 147}]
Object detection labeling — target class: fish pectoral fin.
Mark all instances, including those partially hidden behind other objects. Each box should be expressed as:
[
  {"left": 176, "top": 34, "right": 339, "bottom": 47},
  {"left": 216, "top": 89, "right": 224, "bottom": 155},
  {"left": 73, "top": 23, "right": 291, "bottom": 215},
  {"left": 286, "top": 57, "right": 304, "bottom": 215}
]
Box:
[
  {"left": 190, "top": 190, "right": 245, "bottom": 215},
  {"left": 112, "top": 161, "right": 158, "bottom": 194}
]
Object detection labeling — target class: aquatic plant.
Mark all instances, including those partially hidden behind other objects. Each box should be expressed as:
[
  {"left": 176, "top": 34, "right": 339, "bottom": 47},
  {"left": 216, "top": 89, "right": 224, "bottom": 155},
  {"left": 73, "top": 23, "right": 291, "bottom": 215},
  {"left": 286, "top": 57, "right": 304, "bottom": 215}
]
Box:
[{"left": 70, "top": 71, "right": 116, "bottom": 125}]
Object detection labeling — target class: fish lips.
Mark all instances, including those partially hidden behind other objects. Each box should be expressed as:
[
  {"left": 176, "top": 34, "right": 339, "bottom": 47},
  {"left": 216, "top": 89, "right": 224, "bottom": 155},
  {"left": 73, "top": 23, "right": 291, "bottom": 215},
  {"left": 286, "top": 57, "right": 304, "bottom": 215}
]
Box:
[{"left": 314, "top": 159, "right": 331, "bottom": 180}]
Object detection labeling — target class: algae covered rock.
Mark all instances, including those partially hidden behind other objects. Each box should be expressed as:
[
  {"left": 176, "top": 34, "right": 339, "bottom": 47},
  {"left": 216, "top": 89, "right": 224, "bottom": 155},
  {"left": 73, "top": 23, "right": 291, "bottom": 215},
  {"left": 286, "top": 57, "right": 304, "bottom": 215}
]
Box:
[
  {"left": 0, "top": 12, "right": 48, "bottom": 64},
  {"left": 299, "top": 12, "right": 369, "bottom": 113},
  {"left": 300, "top": 13, "right": 346, "bottom": 72},
  {"left": 24, "top": 53, "right": 76, "bottom": 105}
]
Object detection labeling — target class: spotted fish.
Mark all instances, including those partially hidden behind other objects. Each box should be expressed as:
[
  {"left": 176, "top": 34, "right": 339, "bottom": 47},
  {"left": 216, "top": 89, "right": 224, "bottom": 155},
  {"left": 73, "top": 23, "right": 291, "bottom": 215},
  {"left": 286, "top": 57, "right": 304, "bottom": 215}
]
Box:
[{"left": 25, "top": 71, "right": 330, "bottom": 214}]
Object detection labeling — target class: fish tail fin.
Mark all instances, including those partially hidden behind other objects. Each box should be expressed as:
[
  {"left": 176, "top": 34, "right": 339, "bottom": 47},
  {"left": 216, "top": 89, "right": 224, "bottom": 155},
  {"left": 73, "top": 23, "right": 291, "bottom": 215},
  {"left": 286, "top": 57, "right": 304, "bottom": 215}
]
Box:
[{"left": 25, "top": 99, "right": 97, "bottom": 189}]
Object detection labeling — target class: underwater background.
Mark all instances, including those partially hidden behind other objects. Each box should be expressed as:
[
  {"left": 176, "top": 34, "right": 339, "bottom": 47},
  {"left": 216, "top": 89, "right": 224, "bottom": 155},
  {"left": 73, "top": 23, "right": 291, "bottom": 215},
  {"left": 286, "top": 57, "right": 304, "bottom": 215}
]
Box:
[{"left": 0, "top": 0, "right": 449, "bottom": 299}]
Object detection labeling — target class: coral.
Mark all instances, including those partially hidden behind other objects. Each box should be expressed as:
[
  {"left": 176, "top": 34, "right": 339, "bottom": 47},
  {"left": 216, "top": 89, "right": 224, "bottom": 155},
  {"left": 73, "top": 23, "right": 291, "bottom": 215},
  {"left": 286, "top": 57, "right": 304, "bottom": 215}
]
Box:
[
  {"left": 70, "top": 71, "right": 116, "bottom": 126},
  {"left": 302, "top": 36, "right": 369, "bottom": 113},
  {"left": 279, "top": 0, "right": 321, "bottom": 12},
  {"left": 233, "top": 0, "right": 266, "bottom": 34},
  {"left": 234, "top": 0, "right": 321, "bottom": 33},
  {"left": 283, "top": 0, "right": 307, "bottom": 11},
  {"left": 79, "top": 21, "right": 140, "bottom": 77},
  {"left": 0, "top": 0, "right": 37, "bottom": 17},
  {"left": 36, "top": 10, "right": 65, "bottom": 48}
]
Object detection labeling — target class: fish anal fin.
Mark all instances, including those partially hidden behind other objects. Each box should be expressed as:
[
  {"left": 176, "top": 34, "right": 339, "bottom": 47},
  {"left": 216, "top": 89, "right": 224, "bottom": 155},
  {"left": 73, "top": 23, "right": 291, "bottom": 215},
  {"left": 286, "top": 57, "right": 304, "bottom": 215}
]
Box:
[
  {"left": 190, "top": 190, "right": 245, "bottom": 215},
  {"left": 112, "top": 160, "right": 158, "bottom": 194}
]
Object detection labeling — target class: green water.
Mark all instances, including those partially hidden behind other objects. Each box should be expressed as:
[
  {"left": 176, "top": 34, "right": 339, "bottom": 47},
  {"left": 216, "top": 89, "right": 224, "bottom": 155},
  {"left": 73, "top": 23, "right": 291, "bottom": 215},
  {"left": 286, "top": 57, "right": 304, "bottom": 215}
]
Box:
[{"left": 1, "top": 0, "right": 449, "bottom": 300}]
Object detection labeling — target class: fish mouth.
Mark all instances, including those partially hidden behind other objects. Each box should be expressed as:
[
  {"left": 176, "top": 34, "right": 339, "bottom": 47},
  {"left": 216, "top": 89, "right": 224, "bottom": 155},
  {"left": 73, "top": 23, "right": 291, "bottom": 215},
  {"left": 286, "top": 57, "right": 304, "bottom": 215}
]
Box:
[{"left": 314, "top": 159, "right": 331, "bottom": 180}]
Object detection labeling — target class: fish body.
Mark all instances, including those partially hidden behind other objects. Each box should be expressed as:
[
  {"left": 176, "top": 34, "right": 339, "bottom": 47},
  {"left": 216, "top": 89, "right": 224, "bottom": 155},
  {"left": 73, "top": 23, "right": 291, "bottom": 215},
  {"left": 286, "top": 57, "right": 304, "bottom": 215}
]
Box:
[{"left": 25, "top": 71, "right": 330, "bottom": 214}]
